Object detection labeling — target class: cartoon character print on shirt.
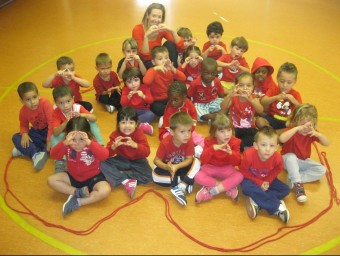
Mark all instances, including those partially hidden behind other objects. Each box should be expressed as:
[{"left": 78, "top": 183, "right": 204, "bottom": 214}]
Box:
[
  {"left": 249, "top": 167, "right": 269, "bottom": 178},
  {"left": 166, "top": 149, "right": 185, "bottom": 164},
  {"left": 230, "top": 106, "right": 253, "bottom": 128},
  {"left": 67, "top": 147, "right": 95, "bottom": 166},
  {"left": 276, "top": 100, "right": 291, "bottom": 117}
]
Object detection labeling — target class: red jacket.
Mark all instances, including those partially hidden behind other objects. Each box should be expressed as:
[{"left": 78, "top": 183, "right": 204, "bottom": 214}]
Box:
[{"left": 251, "top": 57, "right": 276, "bottom": 97}]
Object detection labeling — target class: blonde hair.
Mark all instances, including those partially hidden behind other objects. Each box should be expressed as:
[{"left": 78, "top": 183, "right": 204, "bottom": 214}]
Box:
[
  {"left": 122, "top": 38, "right": 138, "bottom": 51},
  {"left": 286, "top": 103, "right": 318, "bottom": 127},
  {"left": 142, "top": 3, "right": 165, "bottom": 29},
  {"left": 209, "top": 113, "right": 234, "bottom": 138}
]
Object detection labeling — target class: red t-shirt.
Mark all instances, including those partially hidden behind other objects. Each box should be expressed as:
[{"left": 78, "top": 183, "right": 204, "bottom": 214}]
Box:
[
  {"left": 50, "top": 140, "right": 109, "bottom": 182},
  {"left": 52, "top": 75, "right": 83, "bottom": 102},
  {"left": 106, "top": 128, "right": 150, "bottom": 160},
  {"left": 218, "top": 53, "right": 249, "bottom": 82},
  {"left": 93, "top": 71, "right": 121, "bottom": 100},
  {"left": 143, "top": 68, "right": 186, "bottom": 101},
  {"left": 178, "top": 63, "right": 201, "bottom": 82},
  {"left": 120, "top": 84, "right": 154, "bottom": 110},
  {"left": 239, "top": 147, "right": 284, "bottom": 186},
  {"left": 200, "top": 136, "right": 241, "bottom": 167},
  {"left": 132, "top": 24, "right": 184, "bottom": 61},
  {"left": 159, "top": 98, "right": 197, "bottom": 140},
  {"left": 19, "top": 97, "right": 54, "bottom": 141},
  {"left": 156, "top": 135, "right": 194, "bottom": 164},
  {"left": 265, "top": 86, "right": 302, "bottom": 120},
  {"left": 52, "top": 104, "right": 89, "bottom": 129},
  {"left": 188, "top": 76, "right": 224, "bottom": 103},
  {"left": 229, "top": 96, "right": 256, "bottom": 128},
  {"left": 202, "top": 41, "right": 227, "bottom": 60},
  {"left": 280, "top": 128, "right": 319, "bottom": 160}
]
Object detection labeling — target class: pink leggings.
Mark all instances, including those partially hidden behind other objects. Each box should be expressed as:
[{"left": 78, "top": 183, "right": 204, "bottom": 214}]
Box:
[{"left": 195, "top": 164, "right": 244, "bottom": 191}]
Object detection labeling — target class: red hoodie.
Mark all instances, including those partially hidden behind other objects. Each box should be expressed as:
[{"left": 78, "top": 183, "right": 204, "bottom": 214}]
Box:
[{"left": 251, "top": 57, "right": 276, "bottom": 98}]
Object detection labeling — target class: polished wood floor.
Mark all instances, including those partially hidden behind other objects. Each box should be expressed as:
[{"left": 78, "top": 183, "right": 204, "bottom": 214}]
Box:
[{"left": 1, "top": 0, "right": 340, "bottom": 254}]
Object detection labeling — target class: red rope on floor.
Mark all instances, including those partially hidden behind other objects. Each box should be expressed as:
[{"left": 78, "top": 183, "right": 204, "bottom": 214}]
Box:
[{"left": 2, "top": 143, "right": 339, "bottom": 252}]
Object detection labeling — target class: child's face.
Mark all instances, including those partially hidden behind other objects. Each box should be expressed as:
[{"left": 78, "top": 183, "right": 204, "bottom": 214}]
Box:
[
  {"left": 201, "top": 65, "right": 217, "bottom": 85},
  {"left": 123, "top": 44, "right": 138, "bottom": 59},
  {"left": 152, "top": 52, "right": 169, "bottom": 66},
  {"left": 59, "top": 64, "right": 75, "bottom": 82},
  {"left": 235, "top": 76, "right": 254, "bottom": 96},
  {"left": 119, "top": 118, "right": 137, "bottom": 136},
  {"left": 96, "top": 62, "right": 112, "bottom": 79},
  {"left": 170, "top": 124, "right": 192, "bottom": 146},
  {"left": 187, "top": 51, "right": 200, "bottom": 68},
  {"left": 215, "top": 128, "right": 233, "bottom": 144},
  {"left": 230, "top": 45, "right": 245, "bottom": 59},
  {"left": 125, "top": 77, "right": 141, "bottom": 91},
  {"left": 297, "top": 118, "right": 315, "bottom": 135},
  {"left": 208, "top": 32, "right": 221, "bottom": 45},
  {"left": 254, "top": 67, "right": 269, "bottom": 84},
  {"left": 68, "top": 131, "right": 87, "bottom": 152},
  {"left": 183, "top": 36, "right": 193, "bottom": 49},
  {"left": 168, "top": 92, "right": 186, "bottom": 109},
  {"left": 55, "top": 95, "right": 74, "bottom": 115},
  {"left": 21, "top": 90, "right": 39, "bottom": 110},
  {"left": 147, "top": 8, "right": 163, "bottom": 27},
  {"left": 277, "top": 72, "right": 296, "bottom": 94},
  {"left": 254, "top": 133, "right": 279, "bottom": 161}
]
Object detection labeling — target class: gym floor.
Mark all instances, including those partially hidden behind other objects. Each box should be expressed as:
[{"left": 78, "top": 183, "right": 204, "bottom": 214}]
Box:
[{"left": 0, "top": 0, "right": 339, "bottom": 254}]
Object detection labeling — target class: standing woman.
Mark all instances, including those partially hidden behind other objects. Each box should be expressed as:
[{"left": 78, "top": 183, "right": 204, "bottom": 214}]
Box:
[{"left": 132, "top": 3, "right": 183, "bottom": 69}]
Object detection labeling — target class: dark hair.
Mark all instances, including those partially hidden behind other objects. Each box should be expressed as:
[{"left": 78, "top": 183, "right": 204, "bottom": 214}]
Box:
[
  {"left": 17, "top": 82, "right": 38, "bottom": 99},
  {"left": 277, "top": 62, "right": 298, "bottom": 79},
  {"left": 116, "top": 106, "right": 138, "bottom": 130},
  {"left": 184, "top": 45, "right": 201, "bottom": 60},
  {"left": 169, "top": 112, "right": 193, "bottom": 130},
  {"left": 201, "top": 57, "right": 217, "bottom": 71},
  {"left": 230, "top": 36, "right": 249, "bottom": 52},
  {"left": 56, "top": 56, "right": 74, "bottom": 70},
  {"left": 151, "top": 45, "right": 168, "bottom": 60},
  {"left": 254, "top": 126, "right": 278, "bottom": 143},
  {"left": 52, "top": 85, "right": 73, "bottom": 101},
  {"left": 95, "top": 53, "right": 112, "bottom": 66},
  {"left": 65, "top": 116, "right": 93, "bottom": 139},
  {"left": 206, "top": 21, "right": 224, "bottom": 36},
  {"left": 167, "top": 81, "right": 187, "bottom": 96},
  {"left": 122, "top": 67, "right": 143, "bottom": 82},
  {"left": 209, "top": 113, "right": 234, "bottom": 138}
]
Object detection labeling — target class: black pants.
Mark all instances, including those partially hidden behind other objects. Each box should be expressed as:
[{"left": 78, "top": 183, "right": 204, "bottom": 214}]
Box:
[
  {"left": 98, "top": 92, "right": 122, "bottom": 110},
  {"left": 235, "top": 127, "right": 257, "bottom": 152}
]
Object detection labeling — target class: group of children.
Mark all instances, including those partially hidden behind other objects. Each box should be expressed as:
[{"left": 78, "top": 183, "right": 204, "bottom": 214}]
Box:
[{"left": 11, "top": 14, "right": 330, "bottom": 224}]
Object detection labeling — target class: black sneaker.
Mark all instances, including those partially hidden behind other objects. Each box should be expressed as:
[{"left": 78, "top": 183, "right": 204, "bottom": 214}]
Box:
[
  {"left": 62, "top": 195, "right": 80, "bottom": 216},
  {"left": 275, "top": 200, "right": 290, "bottom": 224},
  {"left": 170, "top": 185, "right": 187, "bottom": 206}
]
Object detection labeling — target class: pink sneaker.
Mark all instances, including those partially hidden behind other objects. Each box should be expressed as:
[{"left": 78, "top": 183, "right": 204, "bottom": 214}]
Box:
[
  {"left": 123, "top": 179, "right": 137, "bottom": 199},
  {"left": 139, "top": 122, "right": 153, "bottom": 135},
  {"left": 195, "top": 186, "right": 213, "bottom": 203},
  {"left": 226, "top": 187, "right": 239, "bottom": 202}
]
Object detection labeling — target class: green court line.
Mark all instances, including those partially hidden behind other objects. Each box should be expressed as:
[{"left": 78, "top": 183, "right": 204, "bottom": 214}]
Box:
[
  {"left": 301, "top": 236, "right": 340, "bottom": 255},
  {"left": 1, "top": 34, "right": 340, "bottom": 254},
  {"left": 0, "top": 195, "right": 86, "bottom": 255}
]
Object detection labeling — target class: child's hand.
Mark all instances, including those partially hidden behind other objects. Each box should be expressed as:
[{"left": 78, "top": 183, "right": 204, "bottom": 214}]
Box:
[
  {"left": 164, "top": 60, "right": 175, "bottom": 73},
  {"left": 207, "top": 45, "right": 215, "bottom": 53},
  {"left": 20, "top": 133, "right": 32, "bottom": 148},
  {"left": 64, "top": 131, "right": 77, "bottom": 146},
  {"left": 213, "top": 143, "right": 232, "bottom": 154},
  {"left": 113, "top": 136, "right": 137, "bottom": 149},
  {"left": 184, "top": 56, "right": 192, "bottom": 64},
  {"left": 154, "top": 64, "right": 168, "bottom": 73},
  {"left": 78, "top": 131, "right": 91, "bottom": 146},
  {"left": 114, "top": 85, "right": 122, "bottom": 95},
  {"left": 261, "top": 181, "right": 269, "bottom": 191},
  {"left": 136, "top": 90, "right": 145, "bottom": 98},
  {"left": 214, "top": 44, "right": 224, "bottom": 51}
]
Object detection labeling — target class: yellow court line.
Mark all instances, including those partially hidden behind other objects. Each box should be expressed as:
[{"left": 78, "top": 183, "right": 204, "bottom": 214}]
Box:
[
  {"left": 1, "top": 34, "right": 340, "bottom": 254},
  {"left": 301, "top": 236, "right": 340, "bottom": 255},
  {"left": 0, "top": 195, "right": 86, "bottom": 255}
]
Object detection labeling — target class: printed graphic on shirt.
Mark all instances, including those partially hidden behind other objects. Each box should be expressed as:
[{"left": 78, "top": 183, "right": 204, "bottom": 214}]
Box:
[{"left": 249, "top": 167, "right": 269, "bottom": 178}]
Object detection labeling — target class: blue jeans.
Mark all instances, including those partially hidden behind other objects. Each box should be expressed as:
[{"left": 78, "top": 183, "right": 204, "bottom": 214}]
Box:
[
  {"left": 12, "top": 128, "right": 47, "bottom": 158},
  {"left": 241, "top": 178, "right": 290, "bottom": 215}
]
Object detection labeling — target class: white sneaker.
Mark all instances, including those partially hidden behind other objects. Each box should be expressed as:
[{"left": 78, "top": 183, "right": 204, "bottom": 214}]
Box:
[
  {"left": 32, "top": 151, "right": 48, "bottom": 171},
  {"left": 105, "top": 105, "right": 115, "bottom": 113},
  {"left": 12, "top": 147, "right": 23, "bottom": 157}
]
